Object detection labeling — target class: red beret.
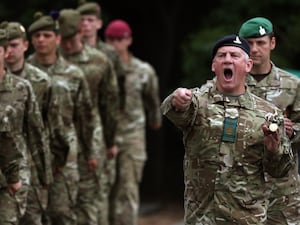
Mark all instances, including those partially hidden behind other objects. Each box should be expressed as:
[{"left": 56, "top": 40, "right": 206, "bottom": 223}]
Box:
[{"left": 104, "top": 19, "right": 132, "bottom": 38}]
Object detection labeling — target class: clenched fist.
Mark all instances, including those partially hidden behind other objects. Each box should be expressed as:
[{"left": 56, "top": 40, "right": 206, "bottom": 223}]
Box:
[{"left": 171, "top": 88, "right": 192, "bottom": 111}]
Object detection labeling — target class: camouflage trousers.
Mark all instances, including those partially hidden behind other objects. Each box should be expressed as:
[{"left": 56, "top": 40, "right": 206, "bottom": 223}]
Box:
[
  {"left": 19, "top": 185, "right": 49, "bottom": 225},
  {"left": 267, "top": 192, "right": 300, "bottom": 225},
  {"left": 110, "top": 152, "right": 145, "bottom": 225},
  {"left": 47, "top": 167, "right": 79, "bottom": 225},
  {"left": 0, "top": 183, "right": 28, "bottom": 225},
  {"left": 76, "top": 152, "right": 99, "bottom": 225},
  {"left": 95, "top": 157, "right": 116, "bottom": 225}
]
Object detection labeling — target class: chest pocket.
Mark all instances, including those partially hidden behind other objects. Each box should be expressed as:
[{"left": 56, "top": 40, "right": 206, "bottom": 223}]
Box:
[{"left": 191, "top": 104, "right": 224, "bottom": 145}]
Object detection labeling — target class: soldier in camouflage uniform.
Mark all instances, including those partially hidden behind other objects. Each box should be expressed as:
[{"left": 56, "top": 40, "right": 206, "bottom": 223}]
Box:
[
  {"left": 238, "top": 17, "right": 300, "bottom": 224},
  {"left": 2, "top": 21, "right": 54, "bottom": 225},
  {"left": 161, "top": 34, "right": 295, "bottom": 225},
  {"left": 77, "top": 1, "right": 124, "bottom": 77},
  {"left": 104, "top": 19, "right": 162, "bottom": 225},
  {"left": 0, "top": 27, "right": 22, "bottom": 225},
  {"left": 27, "top": 11, "right": 97, "bottom": 225},
  {"left": 58, "top": 9, "right": 119, "bottom": 225},
  {"left": 0, "top": 28, "right": 51, "bottom": 225},
  {"left": 77, "top": 3, "right": 124, "bottom": 225}
]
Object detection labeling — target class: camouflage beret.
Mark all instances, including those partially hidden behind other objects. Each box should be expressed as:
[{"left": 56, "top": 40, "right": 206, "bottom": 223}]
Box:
[
  {"left": 1, "top": 22, "right": 27, "bottom": 40},
  {"left": 0, "top": 28, "right": 7, "bottom": 47},
  {"left": 239, "top": 17, "right": 273, "bottom": 38},
  {"left": 58, "top": 9, "right": 81, "bottom": 39},
  {"left": 212, "top": 34, "right": 250, "bottom": 58},
  {"left": 28, "top": 11, "right": 60, "bottom": 35},
  {"left": 77, "top": 1, "right": 101, "bottom": 18}
]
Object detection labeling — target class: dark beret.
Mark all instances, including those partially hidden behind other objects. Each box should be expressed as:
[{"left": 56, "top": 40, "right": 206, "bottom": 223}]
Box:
[
  {"left": 212, "top": 34, "right": 250, "bottom": 59},
  {"left": 0, "top": 29, "right": 7, "bottom": 47},
  {"left": 28, "top": 11, "right": 60, "bottom": 35},
  {"left": 1, "top": 22, "right": 26, "bottom": 40},
  {"left": 77, "top": 2, "right": 101, "bottom": 18},
  {"left": 58, "top": 9, "right": 81, "bottom": 39}
]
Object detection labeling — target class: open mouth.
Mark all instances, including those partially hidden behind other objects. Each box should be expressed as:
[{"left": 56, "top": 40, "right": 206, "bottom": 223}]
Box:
[{"left": 224, "top": 68, "right": 233, "bottom": 80}]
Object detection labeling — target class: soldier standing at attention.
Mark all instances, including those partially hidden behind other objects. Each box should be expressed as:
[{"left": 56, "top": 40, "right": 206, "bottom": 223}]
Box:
[
  {"left": 27, "top": 11, "right": 96, "bottom": 225},
  {"left": 238, "top": 17, "right": 300, "bottom": 224},
  {"left": 0, "top": 27, "right": 50, "bottom": 225},
  {"left": 58, "top": 8, "right": 119, "bottom": 225},
  {"left": 161, "top": 34, "right": 295, "bottom": 224},
  {"left": 2, "top": 21, "right": 54, "bottom": 225},
  {"left": 104, "top": 19, "right": 162, "bottom": 225}
]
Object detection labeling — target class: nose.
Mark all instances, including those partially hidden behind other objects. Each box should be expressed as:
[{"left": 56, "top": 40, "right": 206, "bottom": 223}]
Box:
[
  {"left": 250, "top": 43, "right": 257, "bottom": 52},
  {"left": 224, "top": 52, "right": 233, "bottom": 61}
]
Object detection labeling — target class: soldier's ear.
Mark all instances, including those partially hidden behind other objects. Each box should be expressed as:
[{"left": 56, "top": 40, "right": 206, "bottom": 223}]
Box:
[
  {"left": 211, "top": 61, "right": 216, "bottom": 72},
  {"left": 270, "top": 36, "right": 276, "bottom": 50},
  {"left": 96, "top": 19, "right": 102, "bottom": 30}
]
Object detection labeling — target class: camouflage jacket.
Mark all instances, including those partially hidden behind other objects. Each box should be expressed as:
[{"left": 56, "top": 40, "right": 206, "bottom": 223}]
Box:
[
  {"left": 0, "top": 137, "right": 21, "bottom": 184},
  {"left": 8, "top": 62, "right": 51, "bottom": 120},
  {"left": 246, "top": 62, "right": 300, "bottom": 196},
  {"left": 0, "top": 72, "right": 50, "bottom": 186},
  {"left": 96, "top": 39, "right": 124, "bottom": 78},
  {"left": 6, "top": 62, "right": 53, "bottom": 185},
  {"left": 117, "top": 55, "right": 162, "bottom": 134},
  {"left": 61, "top": 44, "right": 119, "bottom": 149},
  {"left": 161, "top": 85, "right": 294, "bottom": 225},
  {"left": 246, "top": 62, "right": 300, "bottom": 140},
  {"left": 27, "top": 53, "right": 96, "bottom": 168}
]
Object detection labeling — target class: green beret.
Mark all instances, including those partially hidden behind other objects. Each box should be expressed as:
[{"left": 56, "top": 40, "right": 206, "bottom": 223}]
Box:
[
  {"left": 239, "top": 17, "right": 273, "bottom": 38},
  {"left": 0, "top": 29, "right": 7, "bottom": 47},
  {"left": 1, "top": 22, "right": 27, "bottom": 40},
  {"left": 58, "top": 9, "right": 81, "bottom": 39},
  {"left": 212, "top": 34, "right": 250, "bottom": 59},
  {"left": 28, "top": 11, "right": 59, "bottom": 35},
  {"left": 77, "top": 2, "right": 101, "bottom": 18}
]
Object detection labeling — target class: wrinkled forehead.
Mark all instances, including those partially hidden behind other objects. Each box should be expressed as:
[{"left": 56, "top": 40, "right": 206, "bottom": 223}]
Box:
[{"left": 216, "top": 45, "right": 245, "bottom": 54}]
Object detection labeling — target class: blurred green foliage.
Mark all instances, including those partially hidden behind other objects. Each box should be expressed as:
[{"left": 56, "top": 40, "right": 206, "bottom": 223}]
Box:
[{"left": 181, "top": 0, "right": 300, "bottom": 87}]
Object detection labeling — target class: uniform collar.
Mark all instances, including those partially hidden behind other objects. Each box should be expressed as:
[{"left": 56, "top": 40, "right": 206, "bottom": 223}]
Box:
[
  {"left": 246, "top": 61, "right": 280, "bottom": 87},
  {"left": 208, "top": 84, "right": 255, "bottom": 110}
]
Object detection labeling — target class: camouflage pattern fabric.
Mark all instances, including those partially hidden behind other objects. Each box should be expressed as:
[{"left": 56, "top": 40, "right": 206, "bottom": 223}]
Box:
[
  {"left": 0, "top": 72, "right": 47, "bottom": 224},
  {"left": 96, "top": 39, "right": 124, "bottom": 79},
  {"left": 111, "top": 129, "right": 145, "bottom": 225},
  {"left": 96, "top": 158, "right": 116, "bottom": 225},
  {"left": 61, "top": 43, "right": 119, "bottom": 155},
  {"left": 61, "top": 43, "right": 119, "bottom": 225},
  {"left": 7, "top": 62, "right": 53, "bottom": 225},
  {"left": 110, "top": 55, "right": 162, "bottom": 225},
  {"left": 28, "top": 53, "right": 95, "bottom": 225},
  {"left": 246, "top": 62, "right": 300, "bottom": 224},
  {"left": 161, "top": 84, "right": 294, "bottom": 225},
  {"left": 20, "top": 185, "right": 50, "bottom": 225},
  {"left": 95, "top": 39, "right": 122, "bottom": 225}
]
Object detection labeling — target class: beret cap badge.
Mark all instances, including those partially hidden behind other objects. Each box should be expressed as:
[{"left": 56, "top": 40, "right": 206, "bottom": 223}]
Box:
[
  {"left": 259, "top": 26, "right": 266, "bottom": 36},
  {"left": 233, "top": 36, "right": 242, "bottom": 44}
]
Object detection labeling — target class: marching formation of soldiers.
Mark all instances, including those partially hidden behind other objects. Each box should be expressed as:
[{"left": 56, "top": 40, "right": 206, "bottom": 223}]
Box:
[{"left": 0, "top": 1, "right": 162, "bottom": 225}]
